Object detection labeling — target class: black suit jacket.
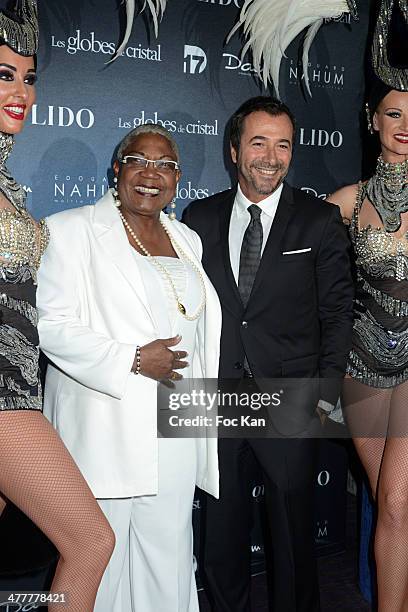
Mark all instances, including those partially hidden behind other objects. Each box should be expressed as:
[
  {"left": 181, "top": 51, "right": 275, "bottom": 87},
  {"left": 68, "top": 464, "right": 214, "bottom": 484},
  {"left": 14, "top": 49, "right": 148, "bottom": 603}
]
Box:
[{"left": 182, "top": 183, "right": 354, "bottom": 405}]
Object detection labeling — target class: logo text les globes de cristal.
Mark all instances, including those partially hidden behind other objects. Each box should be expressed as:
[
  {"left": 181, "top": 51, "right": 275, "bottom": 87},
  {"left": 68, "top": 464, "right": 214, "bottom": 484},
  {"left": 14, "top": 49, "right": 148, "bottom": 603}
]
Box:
[
  {"left": 118, "top": 110, "right": 219, "bottom": 137},
  {"left": 51, "top": 30, "right": 162, "bottom": 62}
]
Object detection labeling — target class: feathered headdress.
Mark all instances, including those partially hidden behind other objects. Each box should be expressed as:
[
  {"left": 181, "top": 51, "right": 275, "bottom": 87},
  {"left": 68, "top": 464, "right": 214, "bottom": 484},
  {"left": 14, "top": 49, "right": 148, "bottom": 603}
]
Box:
[
  {"left": 371, "top": 0, "right": 408, "bottom": 92},
  {"left": 0, "top": 0, "right": 38, "bottom": 56},
  {"left": 110, "top": 0, "right": 168, "bottom": 63},
  {"left": 227, "top": 0, "right": 358, "bottom": 98}
]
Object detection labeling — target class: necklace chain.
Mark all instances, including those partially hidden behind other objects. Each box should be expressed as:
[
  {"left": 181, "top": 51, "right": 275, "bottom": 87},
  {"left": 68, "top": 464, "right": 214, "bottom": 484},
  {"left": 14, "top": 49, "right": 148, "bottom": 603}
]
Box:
[
  {"left": 0, "top": 132, "right": 26, "bottom": 212},
  {"left": 366, "top": 155, "right": 408, "bottom": 233},
  {"left": 117, "top": 209, "right": 206, "bottom": 321},
  {"left": 376, "top": 155, "right": 408, "bottom": 189}
]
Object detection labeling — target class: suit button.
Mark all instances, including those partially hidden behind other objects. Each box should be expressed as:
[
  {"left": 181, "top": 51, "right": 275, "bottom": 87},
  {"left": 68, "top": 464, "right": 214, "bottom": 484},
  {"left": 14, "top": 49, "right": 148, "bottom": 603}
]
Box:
[
  {"left": 234, "top": 362, "right": 243, "bottom": 369},
  {"left": 241, "top": 321, "right": 248, "bottom": 328}
]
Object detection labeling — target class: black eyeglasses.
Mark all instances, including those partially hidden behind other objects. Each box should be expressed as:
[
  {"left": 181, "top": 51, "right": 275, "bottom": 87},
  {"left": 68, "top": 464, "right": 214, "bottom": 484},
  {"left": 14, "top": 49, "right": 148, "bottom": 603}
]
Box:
[{"left": 120, "top": 155, "right": 180, "bottom": 173}]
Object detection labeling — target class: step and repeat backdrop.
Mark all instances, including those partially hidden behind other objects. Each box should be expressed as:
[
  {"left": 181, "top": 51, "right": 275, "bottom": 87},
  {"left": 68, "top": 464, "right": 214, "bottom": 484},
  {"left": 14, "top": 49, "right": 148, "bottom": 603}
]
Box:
[
  {"left": 13, "top": 0, "right": 371, "bottom": 220},
  {"left": 11, "top": 0, "right": 371, "bottom": 571}
]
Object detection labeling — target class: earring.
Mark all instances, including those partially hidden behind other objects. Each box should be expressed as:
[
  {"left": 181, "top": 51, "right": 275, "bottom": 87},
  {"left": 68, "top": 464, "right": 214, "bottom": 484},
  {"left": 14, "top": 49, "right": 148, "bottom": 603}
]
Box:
[
  {"left": 365, "top": 102, "right": 374, "bottom": 135},
  {"left": 113, "top": 176, "right": 121, "bottom": 207},
  {"left": 168, "top": 198, "right": 176, "bottom": 220}
]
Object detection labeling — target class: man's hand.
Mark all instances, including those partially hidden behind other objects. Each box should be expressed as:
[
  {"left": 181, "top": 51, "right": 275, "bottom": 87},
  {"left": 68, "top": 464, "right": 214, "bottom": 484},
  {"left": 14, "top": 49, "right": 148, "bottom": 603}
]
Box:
[
  {"left": 133, "top": 335, "right": 188, "bottom": 381},
  {"left": 316, "top": 405, "right": 328, "bottom": 425}
]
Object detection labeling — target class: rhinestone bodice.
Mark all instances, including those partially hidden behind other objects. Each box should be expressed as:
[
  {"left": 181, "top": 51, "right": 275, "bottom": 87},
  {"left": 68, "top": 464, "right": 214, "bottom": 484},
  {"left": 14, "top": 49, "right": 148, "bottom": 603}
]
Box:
[
  {"left": 354, "top": 224, "right": 408, "bottom": 282},
  {"left": 0, "top": 207, "right": 49, "bottom": 276},
  {"left": 350, "top": 180, "right": 408, "bottom": 282},
  {"left": 355, "top": 225, "right": 408, "bottom": 260},
  {"left": 347, "top": 180, "right": 408, "bottom": 387},
  {"left": 0, "top": 132, "right": 47, "bottom": 411}
]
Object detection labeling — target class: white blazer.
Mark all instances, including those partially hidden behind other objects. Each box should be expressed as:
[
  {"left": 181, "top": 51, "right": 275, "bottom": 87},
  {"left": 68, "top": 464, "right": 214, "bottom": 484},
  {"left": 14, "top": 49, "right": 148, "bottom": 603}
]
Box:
[{"left": 37, "top": 190, "right": 221, "bottom": 499}]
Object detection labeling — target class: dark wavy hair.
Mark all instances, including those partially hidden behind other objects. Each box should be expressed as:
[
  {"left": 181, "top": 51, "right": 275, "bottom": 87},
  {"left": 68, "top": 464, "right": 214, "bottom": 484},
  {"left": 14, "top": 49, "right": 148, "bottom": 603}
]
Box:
[{"left": 229, "top": 96, "right": 296, "bottom": 153}]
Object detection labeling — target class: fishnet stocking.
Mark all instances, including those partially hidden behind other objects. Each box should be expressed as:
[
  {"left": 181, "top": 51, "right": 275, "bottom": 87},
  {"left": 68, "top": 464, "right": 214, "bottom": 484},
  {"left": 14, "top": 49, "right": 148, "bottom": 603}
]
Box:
[
  {"left": 343, "top": 378, "right": 408, "bottom": 612},
  {"left": 0, "top": 410, "right": 115, "bottom": 612},
  {"left": 0, "top": 494, "right": 5, "bottom": 517}
]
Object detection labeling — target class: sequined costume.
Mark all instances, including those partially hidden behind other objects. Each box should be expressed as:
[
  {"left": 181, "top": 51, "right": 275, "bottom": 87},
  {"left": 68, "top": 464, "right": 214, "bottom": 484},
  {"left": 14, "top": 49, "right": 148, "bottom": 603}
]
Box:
[
  {"left": 0, "top": 132, "right": 48, "bottom": 410},
  {"left": 347, "top": 170, "right": 408, "bottom": 388}
]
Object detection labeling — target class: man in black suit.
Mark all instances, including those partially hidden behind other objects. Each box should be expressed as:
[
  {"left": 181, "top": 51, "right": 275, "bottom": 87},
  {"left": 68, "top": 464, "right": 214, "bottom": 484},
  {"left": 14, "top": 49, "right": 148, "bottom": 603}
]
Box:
[{"left": 182, "top": 96, "right": 353, "bottom": 611}]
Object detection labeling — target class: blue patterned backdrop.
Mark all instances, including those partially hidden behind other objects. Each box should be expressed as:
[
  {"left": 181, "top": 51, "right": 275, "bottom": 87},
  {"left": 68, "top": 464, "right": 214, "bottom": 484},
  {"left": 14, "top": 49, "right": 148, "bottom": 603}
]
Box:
[
  {"left": 11, "top": 0, "right": 370, "bottom": 221},
  {"left": 8, "top": 0, "right": 372, "bottom": 570}
]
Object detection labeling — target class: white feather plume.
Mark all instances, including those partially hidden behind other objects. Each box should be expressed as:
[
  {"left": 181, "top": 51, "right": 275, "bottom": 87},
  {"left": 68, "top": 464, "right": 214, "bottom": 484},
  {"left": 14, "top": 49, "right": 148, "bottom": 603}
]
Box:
[
  {"left": 301, "top": 18, "right": 324, "bottom": 95},
  {"left": 109, "top": 0, "right": 167, "bottom": 63},
  {"left": 227, "top": 0, "right": 354, "bottom": 98}
]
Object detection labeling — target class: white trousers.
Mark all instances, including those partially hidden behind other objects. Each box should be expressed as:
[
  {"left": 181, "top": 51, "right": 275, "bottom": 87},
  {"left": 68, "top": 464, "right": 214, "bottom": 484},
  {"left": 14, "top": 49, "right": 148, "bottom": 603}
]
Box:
[{"left": 94, "top": 438, "right": 200, "bottom": 612}]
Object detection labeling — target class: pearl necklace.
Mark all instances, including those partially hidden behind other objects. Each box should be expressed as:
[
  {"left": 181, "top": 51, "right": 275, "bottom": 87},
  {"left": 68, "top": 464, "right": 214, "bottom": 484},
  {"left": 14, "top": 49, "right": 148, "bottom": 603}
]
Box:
[{"left": 117, "top": 209, "right": 206, "bottom": 321}]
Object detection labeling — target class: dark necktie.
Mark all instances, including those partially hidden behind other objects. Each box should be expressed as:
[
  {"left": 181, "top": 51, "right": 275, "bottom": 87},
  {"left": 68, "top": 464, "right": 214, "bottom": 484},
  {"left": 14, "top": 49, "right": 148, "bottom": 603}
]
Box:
[{"left": 238, "top": 204, "right": 263, "bottom": 308}]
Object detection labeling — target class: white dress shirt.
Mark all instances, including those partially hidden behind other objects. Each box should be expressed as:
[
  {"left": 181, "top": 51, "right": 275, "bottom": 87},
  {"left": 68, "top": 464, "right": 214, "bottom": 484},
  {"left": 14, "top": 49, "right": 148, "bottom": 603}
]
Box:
[{"left": 229, "top": 183, "right": 283, "bottom": 284}]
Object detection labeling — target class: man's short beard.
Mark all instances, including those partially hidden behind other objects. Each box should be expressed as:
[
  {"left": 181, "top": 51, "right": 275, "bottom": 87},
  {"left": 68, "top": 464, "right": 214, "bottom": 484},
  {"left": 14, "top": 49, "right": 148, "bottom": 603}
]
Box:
[
  {"left": 252, "top": 179, "right": 283, "bottom": 195},
  {"left": 250, "top": 167, "right": 287, "bottom": 195}
]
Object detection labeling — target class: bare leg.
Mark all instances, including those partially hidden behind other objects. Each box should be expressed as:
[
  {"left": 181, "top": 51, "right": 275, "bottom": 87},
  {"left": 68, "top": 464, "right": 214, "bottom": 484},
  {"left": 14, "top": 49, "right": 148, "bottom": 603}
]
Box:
[
  {"left": 0, "top": 411, "right": 115, "bottom": 612},
  {"left": 342, "top": 377, "right": 391, "bottom": 497},
  {"left": 375, "top": 382, "right": 408, "bottom": 612},
  {"left": 343, "top": 377, "right": 408, "bottom": 611}
]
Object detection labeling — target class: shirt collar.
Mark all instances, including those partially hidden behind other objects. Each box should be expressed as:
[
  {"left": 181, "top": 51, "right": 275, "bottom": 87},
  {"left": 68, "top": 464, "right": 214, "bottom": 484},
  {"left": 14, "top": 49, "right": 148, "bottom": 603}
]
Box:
[{"left": 235, "top": 183, "right": 284, "bottom": 218}]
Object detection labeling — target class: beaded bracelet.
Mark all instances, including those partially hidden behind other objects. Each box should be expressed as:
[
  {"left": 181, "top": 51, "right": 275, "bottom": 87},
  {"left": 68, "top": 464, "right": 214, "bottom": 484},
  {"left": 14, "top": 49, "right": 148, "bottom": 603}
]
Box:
[{"left": 133, "top": 345, "right": 141, "bottom": 375}]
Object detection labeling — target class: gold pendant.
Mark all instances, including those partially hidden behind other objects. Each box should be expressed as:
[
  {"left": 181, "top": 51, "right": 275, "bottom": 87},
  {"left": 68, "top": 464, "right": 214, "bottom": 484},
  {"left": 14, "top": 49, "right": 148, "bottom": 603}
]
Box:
[{"left": 178, "top": 302, "right": 186, "bottom": 315}]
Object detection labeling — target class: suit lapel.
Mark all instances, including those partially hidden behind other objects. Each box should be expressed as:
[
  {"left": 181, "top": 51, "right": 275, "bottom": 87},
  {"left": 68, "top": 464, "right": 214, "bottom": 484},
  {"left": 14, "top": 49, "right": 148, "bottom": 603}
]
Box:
[
  {"left": 93, "top": 190, "right": 157, "bottom": 329},
  {"left": 217, "top": 189, "right": 244, "bottom": 315},
  {"left": 249, "top": 183, "right": 295, "bottom": 301}
]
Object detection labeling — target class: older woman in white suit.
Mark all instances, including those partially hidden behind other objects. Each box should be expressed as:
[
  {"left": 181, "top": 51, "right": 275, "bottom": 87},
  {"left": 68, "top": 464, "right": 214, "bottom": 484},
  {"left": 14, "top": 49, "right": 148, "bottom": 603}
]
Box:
[{"left": 37, "top": 124, "right": 221, "bottom": 612}]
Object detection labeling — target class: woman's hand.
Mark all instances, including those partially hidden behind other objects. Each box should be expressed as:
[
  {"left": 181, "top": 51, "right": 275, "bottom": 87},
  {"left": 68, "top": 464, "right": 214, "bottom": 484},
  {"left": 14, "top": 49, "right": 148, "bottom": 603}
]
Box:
[{"left": 134, "top": 335, "right": 188, "bottom": 381}]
